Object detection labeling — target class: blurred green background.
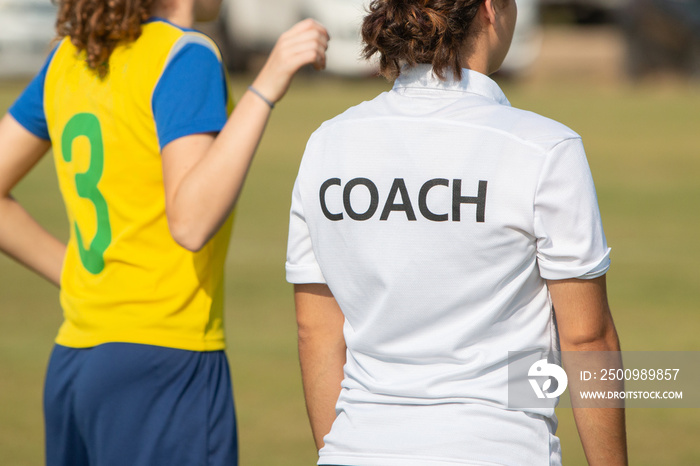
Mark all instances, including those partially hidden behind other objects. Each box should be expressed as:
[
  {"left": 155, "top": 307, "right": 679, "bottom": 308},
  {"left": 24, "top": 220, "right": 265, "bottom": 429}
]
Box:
[{"left": 1, "top": 29, "right": 700, "bottom": 466}]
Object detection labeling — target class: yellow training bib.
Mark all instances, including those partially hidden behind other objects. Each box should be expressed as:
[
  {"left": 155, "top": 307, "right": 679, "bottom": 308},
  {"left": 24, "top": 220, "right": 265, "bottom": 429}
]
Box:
[{"left": 44, "top": 21, "right": 233, "bottom": 351}]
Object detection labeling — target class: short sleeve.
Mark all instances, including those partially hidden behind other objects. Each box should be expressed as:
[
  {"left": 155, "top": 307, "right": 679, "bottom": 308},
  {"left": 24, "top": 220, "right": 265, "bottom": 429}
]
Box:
[
  {"left": 8, "top": 46, "right": 58, "bottom": 141},
  {"left": 534, "top": 138, "right": 611, "bottom": 280},
  {"left": 286, "top": 176, "right": 327, "bottom": 284},
  {"left": 152, "top": 38, "right": 228, "bottom": 150}
]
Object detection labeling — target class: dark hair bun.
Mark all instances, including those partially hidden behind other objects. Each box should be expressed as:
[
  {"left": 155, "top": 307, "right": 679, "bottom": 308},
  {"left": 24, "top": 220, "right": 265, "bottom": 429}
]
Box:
[{"left": 362, "top": 0, "right": 484, "bottom": 80}]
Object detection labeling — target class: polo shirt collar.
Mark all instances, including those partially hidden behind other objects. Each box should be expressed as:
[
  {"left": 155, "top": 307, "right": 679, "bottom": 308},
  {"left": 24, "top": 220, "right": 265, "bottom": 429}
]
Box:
[{"left": 392, "top": 64, "right": 511, "bottom": 107}]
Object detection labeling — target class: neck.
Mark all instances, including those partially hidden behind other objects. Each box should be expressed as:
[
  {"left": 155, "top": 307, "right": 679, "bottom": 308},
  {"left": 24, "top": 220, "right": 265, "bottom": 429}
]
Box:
[
  {"left": 459, "top": 0, "right": 511, "bottom": 76},
  {"left": 151, "top": 0, "right": 194, "bottom": 28},
  {"left": 459, "top": 23, "right": 501, "bottom": 76},
  {"left": 461, "top": 47, "right": 491, "bottom": 76}
]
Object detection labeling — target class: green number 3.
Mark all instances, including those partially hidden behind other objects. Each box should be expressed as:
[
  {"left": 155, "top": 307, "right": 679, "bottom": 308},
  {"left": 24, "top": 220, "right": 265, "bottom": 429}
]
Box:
[{"left": 61, "top": 113, "right": 112, "bottom": 274}]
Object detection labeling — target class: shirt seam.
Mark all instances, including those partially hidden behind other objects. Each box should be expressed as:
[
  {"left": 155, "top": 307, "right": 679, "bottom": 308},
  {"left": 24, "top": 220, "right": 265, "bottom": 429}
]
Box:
[
  {"left": 158, "top": 117, "right": 226, "bottom": 149},
  {"left": 532, "top": 136, "right": 586, "bottom": 266},
  {"left": 150, "top": 30, "right": 224, "bottom": 148},
  {"left": 316, "top": 115, "right": 567, "bottom": 155},
  {"left": 12, "top": 41, "right": 63, "bottom": 141},
  {"left": 42, "top": 40, "right": 68, "bottom": 129},
  {"left": 394, "top": 86, "right": 502, "bottom": 100}
]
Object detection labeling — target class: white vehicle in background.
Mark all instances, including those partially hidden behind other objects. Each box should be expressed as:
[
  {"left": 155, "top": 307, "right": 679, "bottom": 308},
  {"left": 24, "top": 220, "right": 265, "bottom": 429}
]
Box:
[
  {"left": 0, "top": 0, "right": 57, "bottom": 78},
  {"left": 218, "top": 0, "right": 374, "bottom": 76},
  {"left": 0, "top": 0, "right": 540, "bottom": 80},
  {"left": 219, "top": 0, "right": 542, "bottom": 77},
  {"left": 501, "top": 0, "right": 542, "bottom": 76}
]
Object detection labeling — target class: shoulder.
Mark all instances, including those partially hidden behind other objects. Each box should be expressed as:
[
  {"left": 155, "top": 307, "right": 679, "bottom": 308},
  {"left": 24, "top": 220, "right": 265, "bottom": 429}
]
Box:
[
  {"left": 496, "top": 105, "right": 582, "bottom": 151},
  {"left": 437, "top": 98, "right": 583, "bottom": 155},
  {"left": 137, "top": 19, "right": 224, "bottom": 72},
  {"left": 44, "top": 37, "right": 77, "bottom": 75},
  {"left": 148, "top": 20, "right": 229, "bottom": 149},
  {"left": 308, "top": 93, "right": 581, "bottom": 154},
  {"left": 145, "top": 20, "right": 228, "bottom": 104},
  {"left": 306, "top": 91, "right": 393, "bottom": 144}
]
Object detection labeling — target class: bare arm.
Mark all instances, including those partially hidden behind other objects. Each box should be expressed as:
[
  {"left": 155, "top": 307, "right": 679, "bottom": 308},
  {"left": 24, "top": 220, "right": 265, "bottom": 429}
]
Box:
[
  {"left": 0, "top": 114, "right": 65, "bottom": 286},
  {"left": 295, "top": 283, "right": 346, "bottom": 450},
  {"left": 162, "top": 19, "right": 329, "bottom": 251},
  {"left": 548, "top": 275, "right": 628, "bottom": 466}
]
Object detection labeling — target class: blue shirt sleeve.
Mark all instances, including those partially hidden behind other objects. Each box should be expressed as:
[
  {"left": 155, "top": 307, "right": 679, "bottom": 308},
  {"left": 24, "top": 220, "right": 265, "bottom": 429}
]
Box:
[
  {"left": 8, "top": 46, "right": 58, "bottom": 141},
  {"left": 152, "top": 38, "right": 229, "bottom": 150}
]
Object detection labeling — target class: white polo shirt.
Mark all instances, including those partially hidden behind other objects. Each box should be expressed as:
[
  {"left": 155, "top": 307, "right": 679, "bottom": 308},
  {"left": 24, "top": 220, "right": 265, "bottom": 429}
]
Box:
[{"left": 286, "top": 65, "right": 610, "bottom": 466}]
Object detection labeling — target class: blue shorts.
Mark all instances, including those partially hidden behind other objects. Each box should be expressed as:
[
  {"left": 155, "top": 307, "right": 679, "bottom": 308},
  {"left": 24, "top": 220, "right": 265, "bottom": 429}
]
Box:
[{"left": 44, "top": 343, "right": 237, "bottom": 466}]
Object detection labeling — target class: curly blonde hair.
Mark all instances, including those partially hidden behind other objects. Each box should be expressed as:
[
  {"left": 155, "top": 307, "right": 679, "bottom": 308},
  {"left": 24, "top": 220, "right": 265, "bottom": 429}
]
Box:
[{"left": 55, "top": 0, "right": 155, "bottom": 77}]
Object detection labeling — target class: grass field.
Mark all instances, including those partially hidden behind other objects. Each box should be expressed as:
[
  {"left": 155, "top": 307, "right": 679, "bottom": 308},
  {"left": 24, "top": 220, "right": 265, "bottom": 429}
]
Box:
[{"left": 1, "top": 67, "right": 699, "bottom": 465}]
